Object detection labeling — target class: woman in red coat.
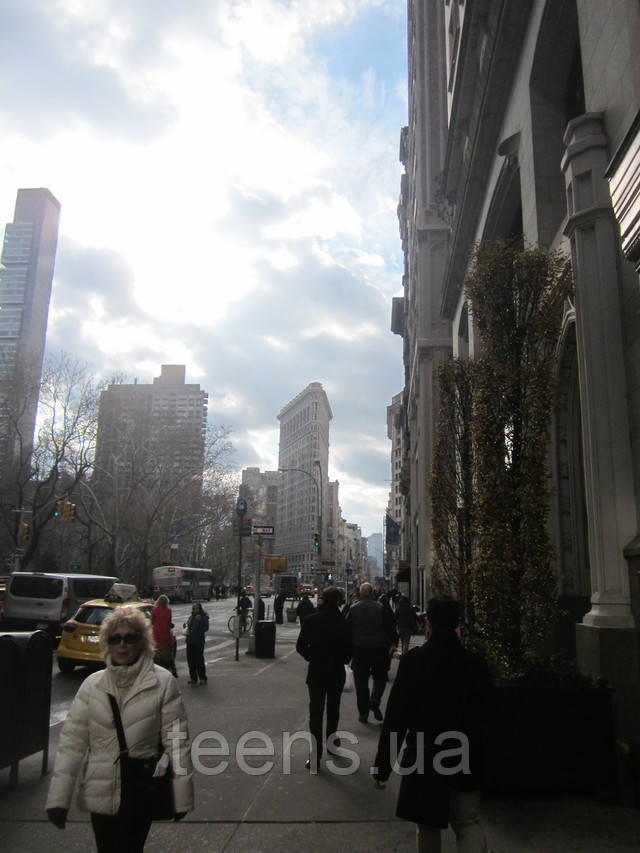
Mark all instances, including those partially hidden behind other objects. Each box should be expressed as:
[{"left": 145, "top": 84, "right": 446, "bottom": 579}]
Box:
[{"left": 151, "top": 594, "right": 177, "bottom": 676}]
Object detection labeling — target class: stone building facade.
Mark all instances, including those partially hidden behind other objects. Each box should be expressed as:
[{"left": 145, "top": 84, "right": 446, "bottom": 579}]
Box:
[{"left": 394, "top": 0, "right": 640, "bottom": 755}]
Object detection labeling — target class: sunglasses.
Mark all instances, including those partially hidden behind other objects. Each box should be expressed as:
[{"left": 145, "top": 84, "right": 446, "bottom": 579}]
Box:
[{"left": 107, "top": 633, "right": 141, "bottom": 645}]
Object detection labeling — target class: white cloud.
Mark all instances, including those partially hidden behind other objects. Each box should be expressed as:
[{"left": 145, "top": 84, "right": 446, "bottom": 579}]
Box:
[{"left": 1, "top": 0, "right": 407, "bottom": 537}]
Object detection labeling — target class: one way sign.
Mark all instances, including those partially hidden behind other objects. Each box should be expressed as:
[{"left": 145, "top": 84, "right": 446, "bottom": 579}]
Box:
[{"left": 252, "top": 525, "right": 275, "bottom": 536}]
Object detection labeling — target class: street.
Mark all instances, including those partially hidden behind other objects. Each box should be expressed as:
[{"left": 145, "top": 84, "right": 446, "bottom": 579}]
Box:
[{"left": 2, "top": 604, "right": 640, "bottom": 852}]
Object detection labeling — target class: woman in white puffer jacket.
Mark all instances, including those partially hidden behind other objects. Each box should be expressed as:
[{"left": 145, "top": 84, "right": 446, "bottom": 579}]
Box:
[{"left": 46, "top": 606, "right": 194, "bottom": 851}]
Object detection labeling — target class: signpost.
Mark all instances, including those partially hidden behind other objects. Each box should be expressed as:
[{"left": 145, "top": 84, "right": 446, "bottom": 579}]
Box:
[
  {"left": 235, "top": 498, "right": 248, "bottom": 660},
  {"left": 252, "top": 525, "right": 274, "bottom": 536}
]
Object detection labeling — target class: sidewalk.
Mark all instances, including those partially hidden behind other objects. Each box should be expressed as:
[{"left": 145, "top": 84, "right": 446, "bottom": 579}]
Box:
[{"left": 1, "top": 631, "right": 640, "bottom": 852}]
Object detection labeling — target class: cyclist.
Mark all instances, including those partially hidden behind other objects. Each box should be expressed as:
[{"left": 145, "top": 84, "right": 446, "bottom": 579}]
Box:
[{"left": 237, "top": 590, "right": 252, "bottom": 632}]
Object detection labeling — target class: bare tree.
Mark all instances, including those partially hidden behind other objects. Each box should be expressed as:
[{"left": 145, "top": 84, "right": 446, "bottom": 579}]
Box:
[{"left": 0, "top": 352, "right": 101, "bottom": 570}]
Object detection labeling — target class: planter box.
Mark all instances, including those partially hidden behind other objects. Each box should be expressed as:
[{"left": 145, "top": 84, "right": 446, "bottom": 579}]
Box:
[{"left": 483, "top": 684, "right": 616, "bottom": 793}]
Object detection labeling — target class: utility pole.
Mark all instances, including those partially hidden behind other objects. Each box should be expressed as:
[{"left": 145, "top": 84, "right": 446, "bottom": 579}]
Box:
[{"left": 235, "top": 497, "right": 248, "bottom": 661}]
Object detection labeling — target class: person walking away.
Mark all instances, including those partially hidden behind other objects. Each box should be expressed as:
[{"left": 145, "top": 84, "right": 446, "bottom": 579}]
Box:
[
  {"left": 346, "top": 582, "right": 397, "bottom": 723},
  {"left": 395, "top": 595, "right": 418, "bottom": 656},
  {"left": 151, "top": 594, "right": 177, "bottom": 676},
  {"left": 46, "top": 606, "right": 193, "bottom": 851},
  {"left": 184, "top": 601, "right": 209, "bottom": 684},
  {"left": 373, "top": 595, "right": 490, "bottom": 853},
  {"left": 297, "top": 594, "right": 315, "bottom": 623},
  {"left": 296, "top": 586, "right": 353, "bottom": 772},
  {"left": 274, "top": 592, "right": 286, "bottom": 624}
]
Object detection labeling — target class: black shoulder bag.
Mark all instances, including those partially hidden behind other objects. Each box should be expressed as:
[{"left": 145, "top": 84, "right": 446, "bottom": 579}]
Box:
[{"left": 107, "top": 693, "right": 175, "bottom": 820}]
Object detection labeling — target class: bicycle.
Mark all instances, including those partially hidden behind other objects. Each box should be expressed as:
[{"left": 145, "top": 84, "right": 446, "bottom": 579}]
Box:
[{"left": 228, "top": 611, "right": 253, "bottom": 634}]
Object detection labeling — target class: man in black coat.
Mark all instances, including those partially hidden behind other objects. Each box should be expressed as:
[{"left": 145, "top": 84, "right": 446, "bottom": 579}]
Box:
[
  {"left": 373, "top": 596, "right": 490, "bottom": 852},
  {"left": 296, "top": 586, "right": 353, "bottom": 772}
]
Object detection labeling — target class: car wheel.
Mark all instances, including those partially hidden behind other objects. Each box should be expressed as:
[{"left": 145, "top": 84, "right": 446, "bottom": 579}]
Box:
[{"left": 57, "top": 657, "right": 76, "bottom": 674}]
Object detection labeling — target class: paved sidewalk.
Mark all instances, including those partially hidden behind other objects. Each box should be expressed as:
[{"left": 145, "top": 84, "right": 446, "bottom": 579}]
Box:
[{"left": 1, "top": 630, "right": 640, "bottom": 852}]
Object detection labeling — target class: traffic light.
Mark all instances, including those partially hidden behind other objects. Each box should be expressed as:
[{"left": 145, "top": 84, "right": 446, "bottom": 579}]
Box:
[
  {"left": 20, "top": 522, "right": 30, "bottom": 542},
  {"left": 54, "top": 499, "right": 65, "bottom": 519},
  {"left": 313, "top": 532, "right": 320, "bottom": 551},
  {"left": 63, "top": 501, "right": 76, "bottom": 522}
]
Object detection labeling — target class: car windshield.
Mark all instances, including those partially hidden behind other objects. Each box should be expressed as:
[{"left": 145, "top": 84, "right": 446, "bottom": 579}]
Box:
[{"left": 73, "top": 605, "right": 110, "bottom": 626}]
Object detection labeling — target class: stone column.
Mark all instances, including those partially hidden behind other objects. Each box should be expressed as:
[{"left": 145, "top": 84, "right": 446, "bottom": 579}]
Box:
[{"left": 562, "top": 114, "right": 638, "bottom": 698}]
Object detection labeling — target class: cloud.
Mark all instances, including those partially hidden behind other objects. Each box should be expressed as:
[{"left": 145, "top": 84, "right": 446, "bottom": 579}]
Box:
[{"left": 2, "top": 0, "right": 407, "bottom": 537}]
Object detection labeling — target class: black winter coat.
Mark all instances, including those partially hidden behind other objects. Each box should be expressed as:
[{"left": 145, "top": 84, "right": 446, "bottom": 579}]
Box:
[
  {"left": 296, "top": 606, "right": 353, "bottom": 684},
  {"left": 374, "top": 632, "right": 490, "bottom": 828}
]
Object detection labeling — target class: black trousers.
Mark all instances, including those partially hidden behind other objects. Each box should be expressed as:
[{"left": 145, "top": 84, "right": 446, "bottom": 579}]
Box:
[
  {"left": 91, "top": 812, "right": 152, "bottom": 853},
  {"left": 307, "top": 673, "right": 345, "bottom": 763},
  {"left": 351, "top": 648, "right": 388, "bottom": 718},
  {"left": 186, "top": 642, "right": 206, "bottom": 681}
]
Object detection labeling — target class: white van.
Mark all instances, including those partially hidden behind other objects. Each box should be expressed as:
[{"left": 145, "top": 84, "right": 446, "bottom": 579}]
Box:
[{"left": 2, "top": 572, "right": 119, "bottom": 637}]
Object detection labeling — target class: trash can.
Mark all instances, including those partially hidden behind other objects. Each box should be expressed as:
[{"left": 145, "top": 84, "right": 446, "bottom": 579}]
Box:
[
  {"left": 286, "top": 608, "right": 298, "bottom": 623},
  {"left": 254, "top": 620, "right": 276, "bottom": 658}
]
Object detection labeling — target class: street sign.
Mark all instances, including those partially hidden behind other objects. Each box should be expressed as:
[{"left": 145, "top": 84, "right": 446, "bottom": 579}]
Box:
[
  {"left": 321, "top": 560, "right": 335, "bottom": 566},
  {"left": 252, "top": 525, "right": 274, "bottom": 536},
  {"left": 236, "top": 498, "right": 248, "bottom": 516},
  {"left": 233, "top": 517, "right": 252, "bottom": 537}
]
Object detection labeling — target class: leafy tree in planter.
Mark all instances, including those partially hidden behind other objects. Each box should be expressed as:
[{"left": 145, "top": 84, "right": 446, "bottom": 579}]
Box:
[
  {"left": 431, "top": 357, "right": 476, "bottom": 629},
  {"left": 465, "top": 240, "right": 572, "bottom": 675}
]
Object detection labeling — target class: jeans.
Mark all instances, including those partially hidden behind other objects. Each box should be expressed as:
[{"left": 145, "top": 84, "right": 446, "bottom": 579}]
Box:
[
  {"left": 91, "top": 812, "right": 152, "bottom": 853},
  {"left": 416, "top": 790, "right": 487, "bottom": 853},
  {"left": 351, "top": 647, "right": 388, "bottom": 718},
  {"left": 307, "top": 674, "right": 345, "bottom": 763}
]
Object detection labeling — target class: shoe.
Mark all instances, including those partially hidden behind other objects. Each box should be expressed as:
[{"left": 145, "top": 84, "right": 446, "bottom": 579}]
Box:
[
  {"left": 371, "top": 705, "right": 383, "bottom": 721},
  {"left": 199, "top": 678, "right": 207, "bottom": 684},
  {"left": 305, "top": 759, "right": 320, "bottom": 772},
  {"left": 358, "top": 715, "right": 369, "bottom": 724}
]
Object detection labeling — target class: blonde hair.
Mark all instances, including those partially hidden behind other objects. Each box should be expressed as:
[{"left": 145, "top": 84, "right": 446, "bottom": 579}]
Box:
[
  {"left": 156, "top": 594, "right": 169, "bottom": 607},
  {"left": 99, "top": 606, "right": 154, "bottom": 660}
]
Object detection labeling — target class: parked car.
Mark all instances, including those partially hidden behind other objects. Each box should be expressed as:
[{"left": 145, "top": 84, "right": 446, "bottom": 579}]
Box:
[
  {"left": 56, "top": 583, "right": 152, "bottom": 673},
  {"left": 300, "top": 583, "right": 315, "bottom": 597},
  {"left": 3, "top": 572, "right": 119, "bottom": 639}
]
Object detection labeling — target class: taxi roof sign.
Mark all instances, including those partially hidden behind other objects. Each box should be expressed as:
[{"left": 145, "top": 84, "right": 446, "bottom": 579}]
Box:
[{"left": 104, "top": 582, "right": 138, "bottom": 602}]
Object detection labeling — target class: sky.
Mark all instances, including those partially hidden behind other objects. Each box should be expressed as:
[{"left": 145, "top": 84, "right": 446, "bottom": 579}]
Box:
[{"left": 0, "top": 0, "right": 407, "bottom": 538}]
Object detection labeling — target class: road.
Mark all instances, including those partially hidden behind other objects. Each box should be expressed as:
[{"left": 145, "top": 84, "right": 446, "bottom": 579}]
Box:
[
  {"left": 49, "top": 596, "right": 306, "bottom": 726},
  {"left": 3, "top": 601, "right": 640, "bottom": 853}
]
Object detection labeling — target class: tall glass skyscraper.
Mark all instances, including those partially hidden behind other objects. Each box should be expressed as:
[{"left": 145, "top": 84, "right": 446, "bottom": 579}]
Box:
[{"left": 0, "top": 188, "right": 61, "bottom": 467}]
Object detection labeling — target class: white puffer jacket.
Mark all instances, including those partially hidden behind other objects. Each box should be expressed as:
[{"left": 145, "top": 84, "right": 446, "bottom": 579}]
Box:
[{"left": 46, "top": 654, "right": 194, "bottom": 816}]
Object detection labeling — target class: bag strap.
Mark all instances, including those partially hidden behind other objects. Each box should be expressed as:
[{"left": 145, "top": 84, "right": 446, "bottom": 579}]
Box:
[
  {"left": 108, "top": 692, "right": 165, "bottom": 759},
  {"left": 107, "top": 693, "right": 129, "bottom": 760}
]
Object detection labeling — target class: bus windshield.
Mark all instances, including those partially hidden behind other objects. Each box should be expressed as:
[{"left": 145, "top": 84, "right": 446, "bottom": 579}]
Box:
[{"left": 151, "top": 566, "right": 212, "bottom": 603}]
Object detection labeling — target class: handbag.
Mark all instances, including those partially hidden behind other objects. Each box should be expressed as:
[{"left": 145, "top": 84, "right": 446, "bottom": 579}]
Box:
[{"left": 107, "top": 694, "right": 175, "bottom": 821}]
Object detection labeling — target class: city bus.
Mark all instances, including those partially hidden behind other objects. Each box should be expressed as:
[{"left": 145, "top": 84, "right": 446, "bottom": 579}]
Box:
[{"left": 151, "top": 566, "right": 213, "bottom": 602}]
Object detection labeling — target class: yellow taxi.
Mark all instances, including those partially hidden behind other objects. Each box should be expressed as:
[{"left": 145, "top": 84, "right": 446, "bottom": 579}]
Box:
[{"left": 56, "top": 583, "right": 152, "bottom": 674}]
